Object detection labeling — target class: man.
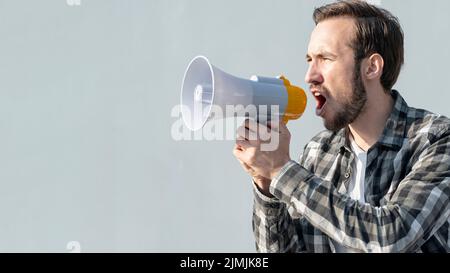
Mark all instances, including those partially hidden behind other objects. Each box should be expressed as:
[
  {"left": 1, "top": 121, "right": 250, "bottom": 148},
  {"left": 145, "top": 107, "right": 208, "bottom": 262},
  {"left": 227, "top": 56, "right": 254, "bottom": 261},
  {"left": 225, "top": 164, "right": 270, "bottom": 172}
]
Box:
[{"left": 233, "top": 0, "right": 450, "bottom": 252}]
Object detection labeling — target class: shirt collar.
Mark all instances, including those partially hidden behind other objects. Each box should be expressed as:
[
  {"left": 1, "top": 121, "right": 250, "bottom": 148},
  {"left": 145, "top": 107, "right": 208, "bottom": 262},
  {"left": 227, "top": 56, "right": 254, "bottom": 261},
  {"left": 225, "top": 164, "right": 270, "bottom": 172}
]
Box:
[
  {"left": 376, "top": 90, "right": 408, "bottom": 150},
  {"left": 333, "top": 90, "right": 408, "bottom": 154}
]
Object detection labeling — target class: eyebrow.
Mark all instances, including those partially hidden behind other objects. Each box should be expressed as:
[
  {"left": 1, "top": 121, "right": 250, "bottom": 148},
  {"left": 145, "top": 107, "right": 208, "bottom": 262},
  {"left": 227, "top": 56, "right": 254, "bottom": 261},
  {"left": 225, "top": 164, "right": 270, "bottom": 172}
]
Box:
[{"left": 306, "top": 51, "right": 338, "bottom": 60}]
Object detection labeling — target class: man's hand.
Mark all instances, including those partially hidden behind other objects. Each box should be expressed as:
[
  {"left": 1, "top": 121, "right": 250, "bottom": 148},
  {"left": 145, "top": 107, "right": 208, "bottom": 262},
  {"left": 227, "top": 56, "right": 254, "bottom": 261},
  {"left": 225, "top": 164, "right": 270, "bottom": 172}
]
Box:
[{"left": 233, "top": 119, "right": 292, "bottom": 197}]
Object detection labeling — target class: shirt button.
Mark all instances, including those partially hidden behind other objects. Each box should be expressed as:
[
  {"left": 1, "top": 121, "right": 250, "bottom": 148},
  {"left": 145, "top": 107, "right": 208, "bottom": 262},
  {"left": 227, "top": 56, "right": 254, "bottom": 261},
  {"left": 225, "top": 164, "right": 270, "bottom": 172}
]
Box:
[{"left": 344, "top": 172, "right": 350, "bottom": 179}]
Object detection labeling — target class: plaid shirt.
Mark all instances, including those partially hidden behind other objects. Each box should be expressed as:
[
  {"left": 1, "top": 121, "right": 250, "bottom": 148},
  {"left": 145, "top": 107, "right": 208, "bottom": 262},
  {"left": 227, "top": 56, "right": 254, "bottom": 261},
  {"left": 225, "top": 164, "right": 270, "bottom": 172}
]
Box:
[{"left": 252, "top": 90, "right": 450, "bottom": 253}]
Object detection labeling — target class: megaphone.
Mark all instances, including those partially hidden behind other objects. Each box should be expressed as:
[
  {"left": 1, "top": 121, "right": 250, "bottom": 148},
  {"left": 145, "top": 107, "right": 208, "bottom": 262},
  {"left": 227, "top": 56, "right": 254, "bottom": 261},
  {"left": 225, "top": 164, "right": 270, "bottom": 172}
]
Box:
[{"left": 180, "top": 56, "right": 307, "bottom": 131}]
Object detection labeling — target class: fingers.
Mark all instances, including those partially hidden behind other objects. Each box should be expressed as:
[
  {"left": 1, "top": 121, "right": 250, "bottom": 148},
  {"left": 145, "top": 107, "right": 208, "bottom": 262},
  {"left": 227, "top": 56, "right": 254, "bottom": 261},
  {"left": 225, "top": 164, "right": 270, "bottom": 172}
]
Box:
[
  {"left": 233, "top": 143, "right": 253, "bottom": 162},
  {"left": 235, "top": 119, "right": 288, "bottom": 155},
  {"left": 236, "top": 125, "right": 257, "bottom": 142},
  {"left": 245, "top": 119, "right": 272, "bottom": 139},
  {"left": 236, "top": 139, "right": 251, "bottom": 149},
  {"left": 244, "top": 119, "right": 259, "bottom": 132},
  {"left": 239, "top": 160, "right": 253, "bottom": 173},
  {"left": 233, "top": 143, "right": 246, "bottom": 158},
  {"left": 237, "top": 119, "right": 273, "bottom": 142},
  {"left": 233, "top": 144, "right": 256, "bottom": 174}
]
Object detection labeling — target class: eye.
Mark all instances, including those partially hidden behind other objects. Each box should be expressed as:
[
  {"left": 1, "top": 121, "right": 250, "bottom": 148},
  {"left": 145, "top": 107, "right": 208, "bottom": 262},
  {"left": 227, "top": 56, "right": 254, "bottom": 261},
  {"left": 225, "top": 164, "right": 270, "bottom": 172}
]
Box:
[{"left": 321, "top": 57, "right": 335, "bottom": 64}]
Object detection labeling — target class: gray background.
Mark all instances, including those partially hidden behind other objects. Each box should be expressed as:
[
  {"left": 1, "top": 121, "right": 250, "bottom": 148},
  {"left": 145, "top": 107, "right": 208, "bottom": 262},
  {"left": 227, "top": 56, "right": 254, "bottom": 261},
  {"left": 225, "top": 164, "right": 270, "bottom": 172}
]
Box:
[{"left": 0, "top": 0, "right": 448, "bottom": 252}]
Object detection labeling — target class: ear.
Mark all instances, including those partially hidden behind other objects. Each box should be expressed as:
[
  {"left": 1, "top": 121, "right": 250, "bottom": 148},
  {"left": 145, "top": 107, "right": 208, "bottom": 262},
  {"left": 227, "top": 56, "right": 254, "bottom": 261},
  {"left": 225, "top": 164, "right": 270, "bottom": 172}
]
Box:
[{"left": 363, "top": 53, "right": 384, "bottom": 80}]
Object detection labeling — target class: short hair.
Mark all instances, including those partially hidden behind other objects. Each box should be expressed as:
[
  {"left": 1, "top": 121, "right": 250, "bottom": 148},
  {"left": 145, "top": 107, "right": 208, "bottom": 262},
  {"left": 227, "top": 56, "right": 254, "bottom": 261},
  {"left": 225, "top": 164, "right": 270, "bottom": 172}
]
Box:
[{"left": 313, "top": 0, "right": 404, "bottom": 91}]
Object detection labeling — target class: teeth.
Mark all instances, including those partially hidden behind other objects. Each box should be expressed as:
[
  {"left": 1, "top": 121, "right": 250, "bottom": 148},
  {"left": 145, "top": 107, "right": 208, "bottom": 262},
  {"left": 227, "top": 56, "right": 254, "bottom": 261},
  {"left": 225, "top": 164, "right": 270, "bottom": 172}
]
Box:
[{"left": 313, "top": 92, "right": 321, "bottom": 97}]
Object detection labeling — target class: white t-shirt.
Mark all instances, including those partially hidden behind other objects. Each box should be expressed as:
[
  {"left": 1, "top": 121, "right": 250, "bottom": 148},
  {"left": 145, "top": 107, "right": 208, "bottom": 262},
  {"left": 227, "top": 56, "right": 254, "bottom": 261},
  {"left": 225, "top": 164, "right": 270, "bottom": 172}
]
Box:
[
  {"left": 348, "top": 135, "right": 367, "bottom": 204},
  {"left": 334, "top": 135, "right": 367, "bottom": 252}
]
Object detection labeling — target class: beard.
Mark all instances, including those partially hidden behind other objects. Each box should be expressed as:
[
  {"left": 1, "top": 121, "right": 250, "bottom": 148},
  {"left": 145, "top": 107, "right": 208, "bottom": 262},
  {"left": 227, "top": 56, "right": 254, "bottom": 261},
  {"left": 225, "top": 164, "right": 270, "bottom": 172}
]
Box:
[{"left": 323, "top": 61, "right": 367, "bottom": 131}]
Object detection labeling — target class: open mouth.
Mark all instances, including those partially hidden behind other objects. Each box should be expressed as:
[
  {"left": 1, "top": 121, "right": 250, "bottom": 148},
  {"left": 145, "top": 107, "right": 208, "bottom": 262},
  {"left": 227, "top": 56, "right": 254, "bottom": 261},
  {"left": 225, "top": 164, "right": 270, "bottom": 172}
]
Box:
[{"left": 313, "top": 91, "right": 327, "bottom": 116}]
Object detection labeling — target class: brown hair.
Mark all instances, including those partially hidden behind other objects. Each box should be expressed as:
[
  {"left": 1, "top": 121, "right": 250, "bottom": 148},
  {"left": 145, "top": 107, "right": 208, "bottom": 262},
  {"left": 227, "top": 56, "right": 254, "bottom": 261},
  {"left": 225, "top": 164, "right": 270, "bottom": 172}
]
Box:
[{"left": 313, "top": 0, "right": 404, "bottom": 91}]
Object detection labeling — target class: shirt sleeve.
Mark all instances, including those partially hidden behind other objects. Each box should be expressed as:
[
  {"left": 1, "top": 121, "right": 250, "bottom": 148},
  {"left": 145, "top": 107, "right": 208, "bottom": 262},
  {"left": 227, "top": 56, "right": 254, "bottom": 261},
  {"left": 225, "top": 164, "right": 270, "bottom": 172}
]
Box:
[
  {"left": 252, "top": 176, "right": 306, "bottom": 252},
  {"left": 269, "top": 129, "right": 450, "bottom": 252}
]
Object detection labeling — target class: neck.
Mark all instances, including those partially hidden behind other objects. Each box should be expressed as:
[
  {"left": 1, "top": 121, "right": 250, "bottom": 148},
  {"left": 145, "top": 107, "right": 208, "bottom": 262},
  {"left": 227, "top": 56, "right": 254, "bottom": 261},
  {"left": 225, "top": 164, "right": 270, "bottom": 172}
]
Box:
[{"left": 348, "top": 86, "right": 394, "bottom": 151}]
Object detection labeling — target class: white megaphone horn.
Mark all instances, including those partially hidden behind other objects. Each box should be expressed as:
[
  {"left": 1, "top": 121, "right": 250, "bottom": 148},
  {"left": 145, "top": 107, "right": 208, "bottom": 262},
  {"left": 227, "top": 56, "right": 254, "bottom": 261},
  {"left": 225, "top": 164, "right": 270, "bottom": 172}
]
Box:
[{"left": 180, "top": 56, "right": 307, "bottom": 131}]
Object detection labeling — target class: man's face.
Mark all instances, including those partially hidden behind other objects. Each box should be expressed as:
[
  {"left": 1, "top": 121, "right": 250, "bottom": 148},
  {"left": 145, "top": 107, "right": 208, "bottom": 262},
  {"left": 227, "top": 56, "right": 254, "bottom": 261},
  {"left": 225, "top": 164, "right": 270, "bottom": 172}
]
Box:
[{"left": 305, "top": 17, "right": 367, "bottom": 131}]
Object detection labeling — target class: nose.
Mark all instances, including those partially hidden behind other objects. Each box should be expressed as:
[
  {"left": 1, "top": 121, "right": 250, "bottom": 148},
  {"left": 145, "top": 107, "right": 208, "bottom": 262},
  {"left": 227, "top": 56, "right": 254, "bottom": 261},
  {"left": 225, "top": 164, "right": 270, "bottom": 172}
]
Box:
[{"left": 304, "top": 61, "right": 324, "bottom": 86}]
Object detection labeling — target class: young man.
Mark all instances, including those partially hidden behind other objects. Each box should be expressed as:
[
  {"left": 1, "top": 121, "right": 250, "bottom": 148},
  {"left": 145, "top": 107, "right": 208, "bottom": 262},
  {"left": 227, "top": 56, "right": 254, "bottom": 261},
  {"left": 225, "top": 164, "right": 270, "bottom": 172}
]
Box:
[{"left": 233, "top": 0, "right": 450, "bottom": 252}]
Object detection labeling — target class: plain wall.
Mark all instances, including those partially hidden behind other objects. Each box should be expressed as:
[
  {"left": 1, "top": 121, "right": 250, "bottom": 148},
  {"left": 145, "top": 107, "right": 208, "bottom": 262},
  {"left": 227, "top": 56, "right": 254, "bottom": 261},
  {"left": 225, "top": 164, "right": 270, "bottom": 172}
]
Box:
[{"left": 0, "top": 0, "right": 449, "bottom": 252}]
